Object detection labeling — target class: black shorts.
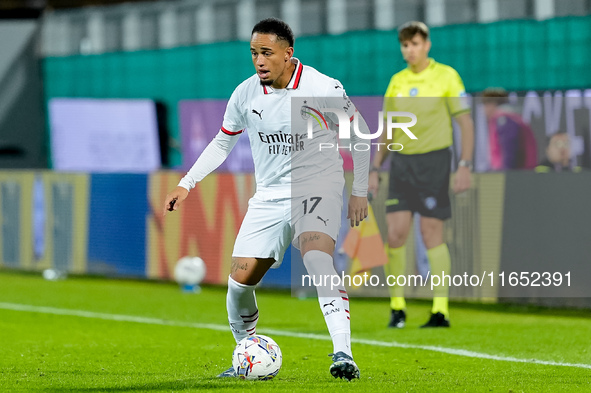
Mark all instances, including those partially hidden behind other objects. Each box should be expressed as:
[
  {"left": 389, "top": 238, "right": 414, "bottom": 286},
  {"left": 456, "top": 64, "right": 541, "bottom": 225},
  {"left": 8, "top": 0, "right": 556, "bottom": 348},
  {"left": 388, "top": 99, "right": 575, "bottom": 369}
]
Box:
[{"left": 386, "top": 148, "right": 451, "bottom": 220}]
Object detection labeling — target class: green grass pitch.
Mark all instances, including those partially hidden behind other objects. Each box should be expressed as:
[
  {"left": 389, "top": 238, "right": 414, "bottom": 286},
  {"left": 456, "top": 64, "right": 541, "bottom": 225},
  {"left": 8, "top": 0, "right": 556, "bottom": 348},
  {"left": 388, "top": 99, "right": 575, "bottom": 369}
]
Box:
[{"left": 1, "top": 270, "right": 590, "bottom": 392}]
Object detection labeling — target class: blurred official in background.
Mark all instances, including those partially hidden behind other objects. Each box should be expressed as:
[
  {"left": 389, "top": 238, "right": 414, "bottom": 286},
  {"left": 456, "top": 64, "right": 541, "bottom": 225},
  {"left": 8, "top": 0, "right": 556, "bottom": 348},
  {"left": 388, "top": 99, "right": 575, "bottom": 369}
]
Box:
[{"left": 369, "top": 21, "right": 474, "bottom": 329}]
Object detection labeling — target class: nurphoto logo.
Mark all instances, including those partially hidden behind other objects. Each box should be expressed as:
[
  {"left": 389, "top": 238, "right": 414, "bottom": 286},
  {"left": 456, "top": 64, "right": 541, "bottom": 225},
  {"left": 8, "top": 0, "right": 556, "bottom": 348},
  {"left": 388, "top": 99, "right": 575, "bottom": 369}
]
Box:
[{"left": 304, "top": 108, "right": 418, "bottom": 151}]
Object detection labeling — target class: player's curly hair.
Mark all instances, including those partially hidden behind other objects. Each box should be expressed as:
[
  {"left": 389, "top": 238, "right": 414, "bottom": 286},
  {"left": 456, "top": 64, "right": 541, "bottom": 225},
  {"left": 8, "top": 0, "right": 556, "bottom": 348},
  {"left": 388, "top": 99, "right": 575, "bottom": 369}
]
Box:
[{"left": 252, "top": 18, "right": 295, "bottom": 47}]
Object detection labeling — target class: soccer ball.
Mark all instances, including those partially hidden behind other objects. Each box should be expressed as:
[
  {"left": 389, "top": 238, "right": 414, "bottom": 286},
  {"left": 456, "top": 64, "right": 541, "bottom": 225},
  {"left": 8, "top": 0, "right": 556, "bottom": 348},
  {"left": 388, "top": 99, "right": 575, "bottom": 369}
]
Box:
[
  {"left": 232, "top": 335, "right": 282, "bottom": 380},
  {"left": 173, "top": 256, "right": 206, "bottom": 286}
]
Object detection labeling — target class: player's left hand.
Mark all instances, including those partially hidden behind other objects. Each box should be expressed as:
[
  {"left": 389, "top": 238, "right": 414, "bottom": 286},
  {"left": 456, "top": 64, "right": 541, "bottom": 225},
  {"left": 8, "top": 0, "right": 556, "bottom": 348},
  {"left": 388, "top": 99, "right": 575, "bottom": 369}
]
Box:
[
  {"left": 453, "top": 166, "right": 471, "bottom": 194},
  {"left": 347, "top": 195, "right": 368, "bottom": 227}
]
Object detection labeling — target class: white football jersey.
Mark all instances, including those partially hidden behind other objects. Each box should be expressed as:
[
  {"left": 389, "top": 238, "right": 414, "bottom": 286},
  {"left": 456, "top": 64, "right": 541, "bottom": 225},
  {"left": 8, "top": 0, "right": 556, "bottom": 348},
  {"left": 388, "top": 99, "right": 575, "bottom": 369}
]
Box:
[{"left": 221, "top": 58, "right": 356, "bottom": 200}]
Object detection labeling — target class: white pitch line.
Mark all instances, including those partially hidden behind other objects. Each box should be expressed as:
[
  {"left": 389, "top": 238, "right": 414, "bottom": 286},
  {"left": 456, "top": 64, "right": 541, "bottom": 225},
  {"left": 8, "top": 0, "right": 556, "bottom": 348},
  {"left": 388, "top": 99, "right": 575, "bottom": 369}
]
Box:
[{"left": 1, "top": 302, "right": 590, "bottom": 370}]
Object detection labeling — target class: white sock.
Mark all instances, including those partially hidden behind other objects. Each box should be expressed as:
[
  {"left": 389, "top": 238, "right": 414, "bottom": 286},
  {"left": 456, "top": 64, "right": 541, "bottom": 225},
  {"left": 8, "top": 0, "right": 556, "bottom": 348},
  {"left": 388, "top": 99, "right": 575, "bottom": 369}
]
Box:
[
  {"left": 226, "top": 276, "right": 258, "bottom": 343},
  {"left": 303, "top": 250, "right": 352, "bottom": 357}
]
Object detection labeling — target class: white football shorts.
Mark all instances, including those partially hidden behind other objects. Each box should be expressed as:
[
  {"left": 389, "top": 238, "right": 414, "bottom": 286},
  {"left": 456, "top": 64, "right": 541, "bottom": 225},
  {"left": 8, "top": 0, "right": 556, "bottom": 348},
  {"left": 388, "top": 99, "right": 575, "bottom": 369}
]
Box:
[{"left": 232, "top": 187, "right": 343, "bottom": 268}]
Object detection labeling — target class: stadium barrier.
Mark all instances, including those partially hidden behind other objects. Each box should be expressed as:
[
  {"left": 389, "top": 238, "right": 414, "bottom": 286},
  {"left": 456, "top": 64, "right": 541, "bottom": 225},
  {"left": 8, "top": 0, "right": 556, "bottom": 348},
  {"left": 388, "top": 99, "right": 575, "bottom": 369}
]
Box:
[
  {"left": 42, "top": 16, "right": 591, "bottom": 167},
  {"left": 1, "top": 170, "right": 589, "bottom": 308}
]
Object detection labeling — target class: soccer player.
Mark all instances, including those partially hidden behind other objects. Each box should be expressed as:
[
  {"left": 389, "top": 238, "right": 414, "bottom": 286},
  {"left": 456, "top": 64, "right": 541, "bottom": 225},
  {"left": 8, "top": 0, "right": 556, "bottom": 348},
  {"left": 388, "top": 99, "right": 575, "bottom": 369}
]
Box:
[
  {"left": 163, "top": 18, "right": 370, "bottom": 380},
  {"left": 368, "top": 21, "right": 474, "bottom": 328}
]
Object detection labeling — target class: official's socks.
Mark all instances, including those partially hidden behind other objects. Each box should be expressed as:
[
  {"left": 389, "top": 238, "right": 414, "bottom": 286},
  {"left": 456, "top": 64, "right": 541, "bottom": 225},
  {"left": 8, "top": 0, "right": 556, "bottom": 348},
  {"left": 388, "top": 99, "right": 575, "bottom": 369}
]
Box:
[
  {"left": 427, "top": 243, "right": 451, "bottom": 318},
  {"left": 385, "top": 245, "right": 407, "bottom": 311}
]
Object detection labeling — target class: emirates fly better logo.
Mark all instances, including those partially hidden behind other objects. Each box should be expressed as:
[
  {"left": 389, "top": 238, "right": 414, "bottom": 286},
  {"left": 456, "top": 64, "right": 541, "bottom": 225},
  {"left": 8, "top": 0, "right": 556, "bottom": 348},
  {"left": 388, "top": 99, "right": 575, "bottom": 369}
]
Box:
[{"left": 301, "top": 105, "right": 418, "bottom": 152}]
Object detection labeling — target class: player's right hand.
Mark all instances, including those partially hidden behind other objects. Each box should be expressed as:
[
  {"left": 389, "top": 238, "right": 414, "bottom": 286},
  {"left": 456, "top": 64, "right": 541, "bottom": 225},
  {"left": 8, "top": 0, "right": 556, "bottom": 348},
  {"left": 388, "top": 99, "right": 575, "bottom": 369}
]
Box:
[
  {"left": 162, "top": 186, "right": 189, "bottom": 216},
  {"left": 368, "top": 171, "right": 380, "bottom": 198}
]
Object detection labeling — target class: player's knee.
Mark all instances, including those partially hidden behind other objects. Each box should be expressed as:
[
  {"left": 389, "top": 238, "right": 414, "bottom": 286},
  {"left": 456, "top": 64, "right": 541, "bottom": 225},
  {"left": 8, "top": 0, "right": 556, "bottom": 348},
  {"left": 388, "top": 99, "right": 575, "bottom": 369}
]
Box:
[
  {"left": 299, "top": 232, "right": 335, "bottom": 256},
  {"left": 230, "top": 257, "right": 272, "bottom": 286},
  {"left": 420, "top": 226, "right": 443, "bottom": 249},
  {"left": 387, "top": 228, "right": 407, "bottom": 248},
  {"left": 229, "top": 269, "right": 252, "bottom": 285}
]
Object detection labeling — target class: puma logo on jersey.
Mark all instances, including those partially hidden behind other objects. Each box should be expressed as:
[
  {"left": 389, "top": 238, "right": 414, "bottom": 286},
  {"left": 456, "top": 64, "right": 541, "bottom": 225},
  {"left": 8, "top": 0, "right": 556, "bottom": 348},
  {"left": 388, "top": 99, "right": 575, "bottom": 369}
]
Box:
[
  {"left": 323, "top": 300, "right": 336, "bottom": 308},
  {"left": 317, "top": 216, "right": 329, "bottom": 226},
  {"left": 252, "top": 109, "right": 263, "bottom": 120}
]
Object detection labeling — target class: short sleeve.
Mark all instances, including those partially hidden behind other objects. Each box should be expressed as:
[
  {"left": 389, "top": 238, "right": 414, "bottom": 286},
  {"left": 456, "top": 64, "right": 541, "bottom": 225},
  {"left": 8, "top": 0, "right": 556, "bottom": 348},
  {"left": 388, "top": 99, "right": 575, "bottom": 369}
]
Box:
[
  {"left": 446, "top": 68, "right": 470, "bottom": 117},
  {"left": 221, "top": 85, "right": 246, "bottom": 135}
]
